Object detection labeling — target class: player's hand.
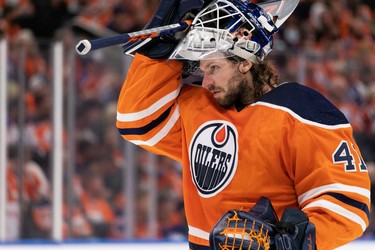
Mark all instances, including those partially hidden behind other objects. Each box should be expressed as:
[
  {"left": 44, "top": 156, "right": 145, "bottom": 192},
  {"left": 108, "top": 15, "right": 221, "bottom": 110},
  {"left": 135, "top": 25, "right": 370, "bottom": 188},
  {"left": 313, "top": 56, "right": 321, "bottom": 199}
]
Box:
[
  {"left": 209, "top": 197, "right": 316, "bottom": 250},
  {"left": 275, "top": 208, "right": 316, "bottom": 250},
  {"left": 122, "top": 0, "right": 207, "bottom": 59},
  {"left": 209, "top": 196, "right": 279, "bottom": 250}
]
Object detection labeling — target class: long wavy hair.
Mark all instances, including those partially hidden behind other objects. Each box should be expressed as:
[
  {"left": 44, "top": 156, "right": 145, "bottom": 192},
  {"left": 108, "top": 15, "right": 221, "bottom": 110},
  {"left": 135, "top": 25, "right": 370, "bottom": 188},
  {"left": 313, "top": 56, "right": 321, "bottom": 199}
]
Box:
[
  {"left": 250, "top": 59, "right": 279, "bottom": 101},
  {"left": 227, "top": 56, "right": 279, "bottom": 102}
]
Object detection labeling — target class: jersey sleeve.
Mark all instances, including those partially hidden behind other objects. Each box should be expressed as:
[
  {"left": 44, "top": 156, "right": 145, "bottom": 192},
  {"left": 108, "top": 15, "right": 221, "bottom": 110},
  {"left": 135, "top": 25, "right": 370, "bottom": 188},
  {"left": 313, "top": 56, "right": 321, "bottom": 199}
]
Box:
[
  {"left": 116, "top": 53, "right": 184, "bottom": 162},
  {"left": 269, "top": 84, "right": 371, "bottom": 249},
  {"left": 286, "top": 122, "right": 370, "bottom": 249}
]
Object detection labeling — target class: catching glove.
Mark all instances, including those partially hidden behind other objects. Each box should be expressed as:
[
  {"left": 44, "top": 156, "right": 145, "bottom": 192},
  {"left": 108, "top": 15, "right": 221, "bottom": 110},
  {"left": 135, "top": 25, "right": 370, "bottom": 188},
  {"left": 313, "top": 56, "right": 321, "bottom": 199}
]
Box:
[
  {"left": 209, "top": 196, "right": 279, "bottom": 250},
  {"left": 122, "top": 0, "right": 208, "bottom": 59},
  {"left": 209, "top": 197, "right": 316, "bottom": 250}
]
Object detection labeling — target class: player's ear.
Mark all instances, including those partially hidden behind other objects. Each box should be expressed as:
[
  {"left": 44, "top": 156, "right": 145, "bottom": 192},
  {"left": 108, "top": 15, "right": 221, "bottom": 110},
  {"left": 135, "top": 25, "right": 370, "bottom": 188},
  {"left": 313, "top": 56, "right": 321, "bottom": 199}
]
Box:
[{"left": 238, "top": 60, "right": 253, "bottom": 74}]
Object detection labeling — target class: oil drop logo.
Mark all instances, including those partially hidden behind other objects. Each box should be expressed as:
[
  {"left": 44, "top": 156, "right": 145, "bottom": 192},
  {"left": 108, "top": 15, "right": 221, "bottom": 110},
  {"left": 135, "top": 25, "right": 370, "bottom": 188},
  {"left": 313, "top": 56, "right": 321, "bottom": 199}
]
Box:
[{"left": 189, "top": 121, "right": 238, "bottom": 198}]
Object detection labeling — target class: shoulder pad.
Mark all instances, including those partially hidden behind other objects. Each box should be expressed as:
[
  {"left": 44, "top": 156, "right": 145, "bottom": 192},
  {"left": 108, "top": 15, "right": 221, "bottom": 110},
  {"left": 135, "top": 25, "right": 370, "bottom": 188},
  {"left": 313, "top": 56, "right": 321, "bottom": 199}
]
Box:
[{"left": 260, "top": 83, "right": 349, "bottom": 126}]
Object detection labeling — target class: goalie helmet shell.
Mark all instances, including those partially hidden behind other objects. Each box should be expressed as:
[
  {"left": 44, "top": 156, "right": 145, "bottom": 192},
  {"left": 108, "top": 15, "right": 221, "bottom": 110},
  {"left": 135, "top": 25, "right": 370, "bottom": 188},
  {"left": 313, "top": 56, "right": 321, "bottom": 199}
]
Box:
[{"left": 169, "top": 0, "right": 280, "bottom": 63}]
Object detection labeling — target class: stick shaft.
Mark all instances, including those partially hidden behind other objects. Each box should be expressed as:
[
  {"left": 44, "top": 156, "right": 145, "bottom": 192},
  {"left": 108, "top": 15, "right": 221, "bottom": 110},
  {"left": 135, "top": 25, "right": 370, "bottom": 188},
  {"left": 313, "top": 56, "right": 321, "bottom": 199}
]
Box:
[{"left": 76, "top": 22, "right": 190, "bottom": 55}]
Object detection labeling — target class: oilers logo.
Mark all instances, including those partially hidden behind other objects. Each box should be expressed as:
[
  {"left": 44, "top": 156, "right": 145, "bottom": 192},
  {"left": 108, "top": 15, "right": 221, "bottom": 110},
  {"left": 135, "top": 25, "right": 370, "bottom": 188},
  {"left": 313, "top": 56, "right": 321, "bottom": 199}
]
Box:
[{"left": 189, "top": 121, "right": 238, "bottom": 198}]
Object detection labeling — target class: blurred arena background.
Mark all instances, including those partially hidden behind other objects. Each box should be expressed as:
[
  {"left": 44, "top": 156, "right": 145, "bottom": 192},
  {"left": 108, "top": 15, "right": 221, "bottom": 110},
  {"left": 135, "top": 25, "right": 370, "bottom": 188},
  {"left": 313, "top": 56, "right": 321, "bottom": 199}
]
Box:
[{"left": 0, "top": 0, "right": 374, "bottom": 249}]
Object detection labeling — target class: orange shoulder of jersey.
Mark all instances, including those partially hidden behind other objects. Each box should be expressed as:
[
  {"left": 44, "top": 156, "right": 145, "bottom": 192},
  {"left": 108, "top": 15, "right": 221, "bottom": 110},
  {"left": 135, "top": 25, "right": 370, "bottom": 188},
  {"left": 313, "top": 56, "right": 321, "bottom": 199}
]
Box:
[{"left": 117, "top": 54, "right": 184, "bottom": 161}]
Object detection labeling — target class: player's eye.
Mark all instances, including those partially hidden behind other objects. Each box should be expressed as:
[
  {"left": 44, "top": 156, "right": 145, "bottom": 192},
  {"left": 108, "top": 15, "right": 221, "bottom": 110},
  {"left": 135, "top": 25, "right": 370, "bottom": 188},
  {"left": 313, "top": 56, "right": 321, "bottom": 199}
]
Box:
[{"left": 209, "top": 65, "right": 219, "bottom": 74}]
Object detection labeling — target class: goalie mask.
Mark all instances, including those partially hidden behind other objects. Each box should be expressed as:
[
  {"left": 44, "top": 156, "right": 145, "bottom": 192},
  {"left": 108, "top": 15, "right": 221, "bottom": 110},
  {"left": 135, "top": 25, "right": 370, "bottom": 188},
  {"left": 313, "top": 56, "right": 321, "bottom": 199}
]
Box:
[{"left": 169, "top": 0, "right": 279, "bottom": 63}]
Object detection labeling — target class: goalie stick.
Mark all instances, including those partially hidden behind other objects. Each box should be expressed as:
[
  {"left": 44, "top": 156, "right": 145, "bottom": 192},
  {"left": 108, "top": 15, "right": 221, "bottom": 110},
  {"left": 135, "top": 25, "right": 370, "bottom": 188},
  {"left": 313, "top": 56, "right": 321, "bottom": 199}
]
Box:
[
  {"left": 75, "top": 21, "right": 192, "bottom": 55},
  {"left": 75, "top": 0, "right": 299, "bottom": 55}
]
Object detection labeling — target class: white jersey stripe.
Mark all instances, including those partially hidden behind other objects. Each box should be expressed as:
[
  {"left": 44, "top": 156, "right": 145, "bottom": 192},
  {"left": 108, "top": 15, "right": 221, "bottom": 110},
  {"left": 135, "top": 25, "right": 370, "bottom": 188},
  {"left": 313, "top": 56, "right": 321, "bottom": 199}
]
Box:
[
  {"left": 117, "top": 86, "right": 181, "bottom": 122},
  {"left": 298, "top": 183, "right": 370, "bottom": 205},
  {"left": 303, "top": 200, "right": 367, "bottom": 231},
  {"left": 253, "top": 102, "right": 351, "bottom": 130},
  {"left": 188, "top": 225, "right": 210, "bottom": 241},
  {"left": 130, "top": 104, "right": 180, "bottom": 146}
]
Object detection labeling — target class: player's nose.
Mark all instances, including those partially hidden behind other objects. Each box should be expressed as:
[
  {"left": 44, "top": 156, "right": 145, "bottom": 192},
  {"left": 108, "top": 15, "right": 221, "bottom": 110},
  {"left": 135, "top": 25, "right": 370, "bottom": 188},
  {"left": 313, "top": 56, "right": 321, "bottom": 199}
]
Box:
[{"left": 201, "top": 74, "right": 214, "bottom": 89}]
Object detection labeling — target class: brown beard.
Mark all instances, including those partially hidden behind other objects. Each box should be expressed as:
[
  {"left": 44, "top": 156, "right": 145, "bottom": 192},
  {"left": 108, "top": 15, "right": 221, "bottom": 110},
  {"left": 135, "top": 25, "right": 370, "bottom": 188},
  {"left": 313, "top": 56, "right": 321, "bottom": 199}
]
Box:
[{"left": 211, "top": 72, "right": 254, "bottom": 109}]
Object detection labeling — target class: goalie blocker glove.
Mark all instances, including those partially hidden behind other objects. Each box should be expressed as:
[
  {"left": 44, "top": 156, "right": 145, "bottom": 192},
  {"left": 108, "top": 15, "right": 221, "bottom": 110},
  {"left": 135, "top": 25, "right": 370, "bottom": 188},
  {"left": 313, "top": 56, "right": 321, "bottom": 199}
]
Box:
[
  {"left": 209, "top": 197, "right": 316, "bottom": 250},
  {"left": 275, "top": 208, "right": 316, "bottom": 250},
  {"left": 122, "top": 0, "right": 209, "bottom": 59}
]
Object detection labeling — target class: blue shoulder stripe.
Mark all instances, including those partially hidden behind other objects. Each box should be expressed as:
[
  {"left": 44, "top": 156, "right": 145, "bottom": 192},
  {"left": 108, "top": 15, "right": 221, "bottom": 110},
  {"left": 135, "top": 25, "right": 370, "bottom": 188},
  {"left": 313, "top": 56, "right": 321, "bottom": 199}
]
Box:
[
  {"left": 118, "top": 106, "right": 172, "bottom": 135},
  {"left": 260, "top": 83, "right": 349, "bottom": 125},
  {"left": 325, "top": 192, "right": 370, "bottom": 220}
]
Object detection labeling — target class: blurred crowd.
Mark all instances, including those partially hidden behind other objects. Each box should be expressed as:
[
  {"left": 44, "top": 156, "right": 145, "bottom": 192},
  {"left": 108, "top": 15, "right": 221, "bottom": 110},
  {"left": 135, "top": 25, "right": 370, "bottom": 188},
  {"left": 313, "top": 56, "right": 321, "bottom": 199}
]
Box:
[{"left": 1, "top": 0, "right": 375, "bottom": 242}]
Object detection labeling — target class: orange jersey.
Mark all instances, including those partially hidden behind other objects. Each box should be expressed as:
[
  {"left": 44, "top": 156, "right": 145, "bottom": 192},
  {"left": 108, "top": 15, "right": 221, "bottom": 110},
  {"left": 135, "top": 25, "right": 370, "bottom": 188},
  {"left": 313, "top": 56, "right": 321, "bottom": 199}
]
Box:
[{"left": 116, "top": 54, "right": 370, "bottom": 249}]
